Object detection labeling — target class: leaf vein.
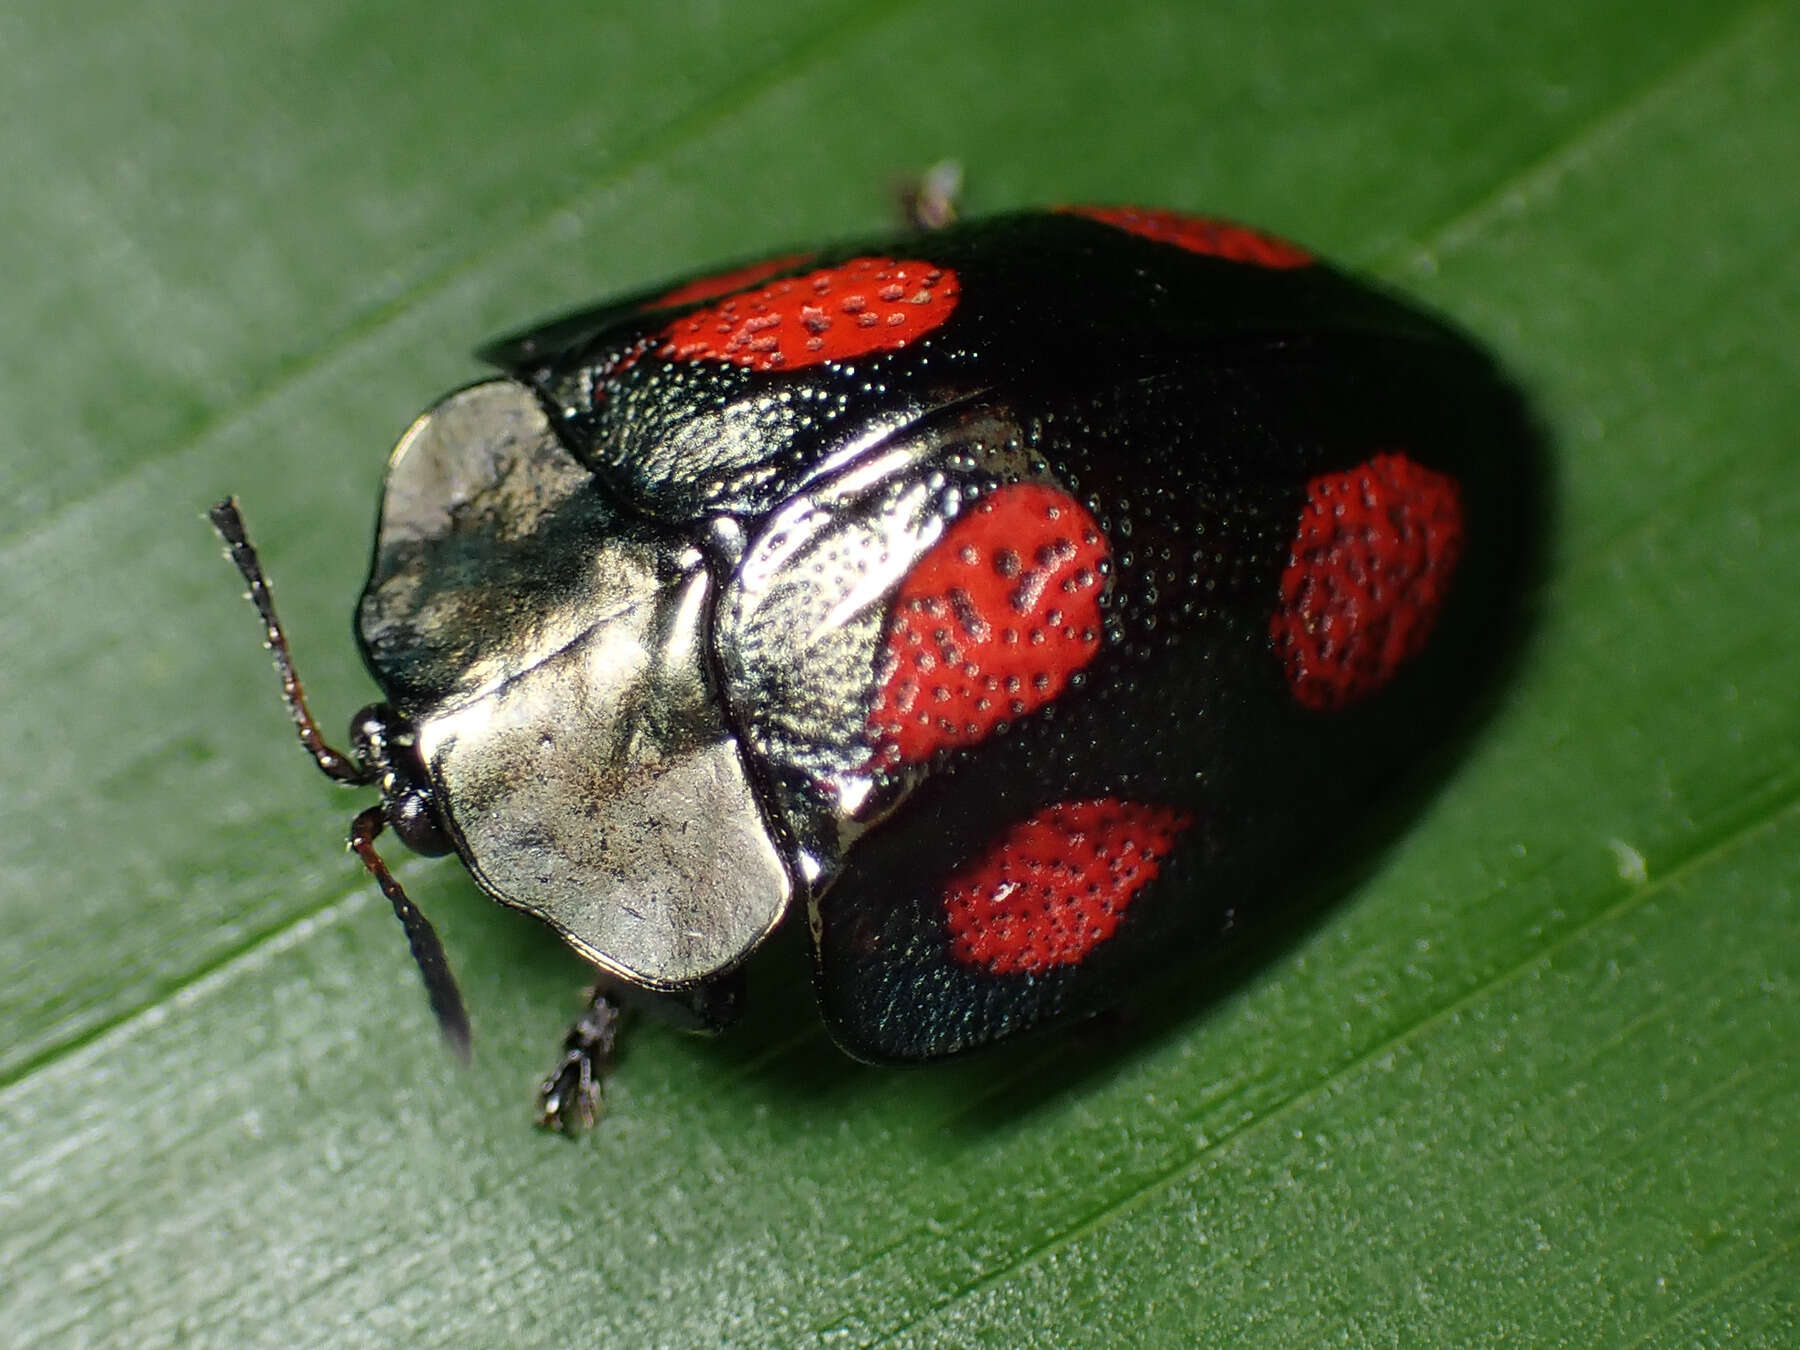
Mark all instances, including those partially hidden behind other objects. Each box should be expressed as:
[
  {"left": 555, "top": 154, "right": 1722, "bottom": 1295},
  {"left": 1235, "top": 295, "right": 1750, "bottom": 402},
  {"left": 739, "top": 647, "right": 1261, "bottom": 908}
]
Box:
[{"left": 1378, "top": 0, "right": 1778, "bottom": 274}]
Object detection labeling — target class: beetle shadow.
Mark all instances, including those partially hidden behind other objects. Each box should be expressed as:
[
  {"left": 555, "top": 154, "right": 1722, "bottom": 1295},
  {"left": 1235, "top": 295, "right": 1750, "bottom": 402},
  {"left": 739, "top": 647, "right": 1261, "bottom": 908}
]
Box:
[
  {"left": 927, "top": 786, "right": 1489, "bottom": 1134},
  {"left": 715, "top": 773, "right": 1499, "bottom": 1136},
  {"left": 712, "top": 384, "right": 1559, "bottom": 1136}
]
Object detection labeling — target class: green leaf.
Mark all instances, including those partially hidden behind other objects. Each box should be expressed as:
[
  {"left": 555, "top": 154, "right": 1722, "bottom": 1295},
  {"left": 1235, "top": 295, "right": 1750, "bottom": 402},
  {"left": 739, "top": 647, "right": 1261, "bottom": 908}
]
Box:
[{"left": 4, "top": 2, "right": 1796, "bottom": 1344}]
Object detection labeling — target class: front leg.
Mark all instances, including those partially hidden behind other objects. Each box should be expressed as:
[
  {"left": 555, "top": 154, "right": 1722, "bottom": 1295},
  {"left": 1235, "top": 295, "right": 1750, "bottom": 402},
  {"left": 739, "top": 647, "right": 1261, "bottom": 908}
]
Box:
[
  {"left": 536, "top": 970, "right": 748, "bottom": 1133},
  {"left": 536, "top": 987, "right": 624, "bottom": 1134},
  {"left": 899, "top": 159, "right": 962, "bottom": 230}
]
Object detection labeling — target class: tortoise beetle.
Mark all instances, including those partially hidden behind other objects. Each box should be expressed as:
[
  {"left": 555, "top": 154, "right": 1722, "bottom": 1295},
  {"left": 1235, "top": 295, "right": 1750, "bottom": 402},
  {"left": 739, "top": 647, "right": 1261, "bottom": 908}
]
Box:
[{"left": 213, "top": 206, "right": 1539, "bottom": 1130}]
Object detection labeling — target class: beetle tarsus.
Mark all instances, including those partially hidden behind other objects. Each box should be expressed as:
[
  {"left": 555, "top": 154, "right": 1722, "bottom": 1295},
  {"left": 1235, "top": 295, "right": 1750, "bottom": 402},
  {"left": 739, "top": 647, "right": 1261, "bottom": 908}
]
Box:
[
  {"left": 900, "top": 160, "right": 961, "bottom": 230},
  {"left": 537, "top": 988, "right": 626, "bottom": 1133}
]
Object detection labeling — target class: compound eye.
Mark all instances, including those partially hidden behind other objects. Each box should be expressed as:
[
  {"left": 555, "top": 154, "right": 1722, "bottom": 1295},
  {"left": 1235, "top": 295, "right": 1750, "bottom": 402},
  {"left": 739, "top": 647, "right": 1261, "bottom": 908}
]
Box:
[{"left": 390, "top": 787, "right": 454, "bottom": 858}]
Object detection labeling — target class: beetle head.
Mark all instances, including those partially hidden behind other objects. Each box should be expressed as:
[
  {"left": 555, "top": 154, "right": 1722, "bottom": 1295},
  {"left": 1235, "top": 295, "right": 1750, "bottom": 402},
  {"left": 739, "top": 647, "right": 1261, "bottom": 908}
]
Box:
[
  {"left": 348, "top": 702, "right": 454, "bottom": 859},
  {"left": 209, "top": 498, "right": 472, "bottom": 1058}
]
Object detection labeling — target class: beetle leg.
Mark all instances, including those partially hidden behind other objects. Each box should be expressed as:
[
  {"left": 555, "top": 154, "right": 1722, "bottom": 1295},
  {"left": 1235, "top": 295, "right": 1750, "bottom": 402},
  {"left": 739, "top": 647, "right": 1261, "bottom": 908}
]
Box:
[
  {"left": 536, "top": 988, "right": 625, "bottom": 1134},
  {"left": 634, "top": 968, "right": 747, "bottom": 1034},
  {"left": 899, "top": 160, "right": 962, "bottom": 231},
  {"left": 535, "top": 969, "right": 747, "bottom": 1131}
]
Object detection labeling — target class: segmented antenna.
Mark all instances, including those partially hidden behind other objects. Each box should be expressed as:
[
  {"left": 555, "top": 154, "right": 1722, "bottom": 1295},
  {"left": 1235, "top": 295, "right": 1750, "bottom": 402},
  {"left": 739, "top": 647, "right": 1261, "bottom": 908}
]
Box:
[
  {"left": 210, "top": 498, "right": 472, "bottom": 1057},
  {"left": 208, "top": 499, "right": 368, "bottom": 785},
  {"left": 351, "top": 807, "right": 473, "bottom": 1061}
]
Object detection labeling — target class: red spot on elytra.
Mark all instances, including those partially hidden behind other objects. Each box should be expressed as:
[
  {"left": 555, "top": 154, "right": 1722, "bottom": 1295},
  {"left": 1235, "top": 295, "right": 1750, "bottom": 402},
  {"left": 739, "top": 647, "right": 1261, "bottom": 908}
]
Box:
[
  {"left": 651, "top": 253, "right": 813, "bottom": 309},
  {"left": 1067, "top": 205, "right": 1313, "bottom": 269},
  {"left": 656, "top": 256, "right": 959, "bottom": 372},
  {"left": 1270, "top": 451, "right": 1465, "bottom": 711},
  {"left": 868, "top": 484, "right": 1109, "bottom": 767},
  {"left": 943, "top": 799, "right": 1192, "bottom": 975}
]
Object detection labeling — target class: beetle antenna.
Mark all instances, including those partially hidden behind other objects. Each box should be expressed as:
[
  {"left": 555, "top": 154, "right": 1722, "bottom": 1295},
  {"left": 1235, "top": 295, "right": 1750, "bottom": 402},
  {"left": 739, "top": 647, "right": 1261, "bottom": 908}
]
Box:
[
  {"left": 208, "top": 498, "right": 371, "bottom": 786},
  {"left": 350, "top": 806, "right": 473, "bottom": 1060}
]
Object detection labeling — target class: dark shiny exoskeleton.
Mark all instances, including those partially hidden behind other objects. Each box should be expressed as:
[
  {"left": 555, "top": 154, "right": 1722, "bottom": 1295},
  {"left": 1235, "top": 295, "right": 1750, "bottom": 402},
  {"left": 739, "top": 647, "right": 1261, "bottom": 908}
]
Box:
[{"left": 215, "top": 207, "right": 1541, "bottom": 1128}]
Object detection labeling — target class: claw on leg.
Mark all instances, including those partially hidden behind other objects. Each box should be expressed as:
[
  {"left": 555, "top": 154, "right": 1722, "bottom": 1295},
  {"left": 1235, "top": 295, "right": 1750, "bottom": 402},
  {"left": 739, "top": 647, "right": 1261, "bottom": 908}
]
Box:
[
  {"left": 900, "top": 160, "right": 962, "bottom": 231},
  {"left": 536, "top": 989, "right": 624, "bottom": 1134}
]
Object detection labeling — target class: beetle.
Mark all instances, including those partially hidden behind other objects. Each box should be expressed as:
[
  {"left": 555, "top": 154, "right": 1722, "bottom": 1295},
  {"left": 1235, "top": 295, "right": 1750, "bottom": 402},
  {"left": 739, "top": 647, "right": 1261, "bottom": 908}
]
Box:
[{"left": 212, "top": 205, "right": 1539, "bottom": 1130}]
